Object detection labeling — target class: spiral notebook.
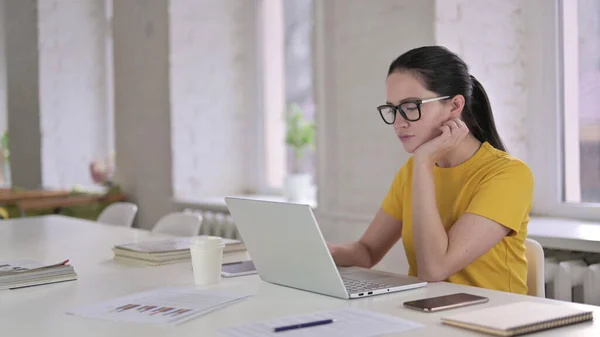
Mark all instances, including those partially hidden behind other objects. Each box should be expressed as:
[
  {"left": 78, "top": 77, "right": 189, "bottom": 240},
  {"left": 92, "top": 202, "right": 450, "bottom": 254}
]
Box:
[{"left": 441, "top": 301, "right": 594, "bottom": 336}]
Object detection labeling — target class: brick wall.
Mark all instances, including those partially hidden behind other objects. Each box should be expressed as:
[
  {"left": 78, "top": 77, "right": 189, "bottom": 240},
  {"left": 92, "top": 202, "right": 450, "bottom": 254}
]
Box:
[
  {"left": 436, "top": 0, "right": 529, "bottom": 163},
  {"left": 38, "top": 0, "right": 110, "bottom": 188},
  {"left": 170, "top": 0, "right": 259, "bottom": 199}
]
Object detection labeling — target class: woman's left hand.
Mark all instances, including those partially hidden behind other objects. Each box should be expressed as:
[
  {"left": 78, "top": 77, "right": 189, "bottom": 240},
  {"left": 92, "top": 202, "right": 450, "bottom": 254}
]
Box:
[{"left": 413, "top": 118, "right": 470, "bottom": 166}]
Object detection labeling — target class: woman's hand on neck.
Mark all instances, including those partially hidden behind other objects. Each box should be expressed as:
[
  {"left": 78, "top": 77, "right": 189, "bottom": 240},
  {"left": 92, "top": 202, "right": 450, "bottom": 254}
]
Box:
[
  {"left": 413, "top": 119, "right": 480, "bottom": 168},
  {"left": 435, "top": 135, "right": 482, "bottom": 168}
]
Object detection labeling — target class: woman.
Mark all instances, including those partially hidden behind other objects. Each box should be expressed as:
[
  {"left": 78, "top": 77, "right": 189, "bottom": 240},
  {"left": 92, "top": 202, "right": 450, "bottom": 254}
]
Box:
[{"left": 328, "top": 46, "right": 534, "bottom": 294}]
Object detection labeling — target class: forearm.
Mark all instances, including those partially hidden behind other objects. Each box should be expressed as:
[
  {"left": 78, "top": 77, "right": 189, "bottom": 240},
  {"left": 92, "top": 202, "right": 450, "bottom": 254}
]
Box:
[
  {"left": 411, "top": 161, "right": 450, "bottom": 280},
  {"left": 330, "top": 241, "right": 372, "bottom": 268}
]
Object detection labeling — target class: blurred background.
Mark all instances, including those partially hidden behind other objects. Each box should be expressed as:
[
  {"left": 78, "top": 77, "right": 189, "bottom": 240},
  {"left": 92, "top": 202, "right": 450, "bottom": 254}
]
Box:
[{"left": 0, "top": 0, "right": 598, "bottom": 273}]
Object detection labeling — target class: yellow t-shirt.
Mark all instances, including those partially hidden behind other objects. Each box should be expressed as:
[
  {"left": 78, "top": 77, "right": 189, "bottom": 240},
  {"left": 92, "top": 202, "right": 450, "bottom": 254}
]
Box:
[{"left": 381, "top": 142, "right": 534, "bottom": 294}]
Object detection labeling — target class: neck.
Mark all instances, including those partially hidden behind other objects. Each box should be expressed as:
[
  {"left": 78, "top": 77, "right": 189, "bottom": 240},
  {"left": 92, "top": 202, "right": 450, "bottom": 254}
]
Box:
[{"left": 435, "top": 135, "right": 482, "bottom": 168}]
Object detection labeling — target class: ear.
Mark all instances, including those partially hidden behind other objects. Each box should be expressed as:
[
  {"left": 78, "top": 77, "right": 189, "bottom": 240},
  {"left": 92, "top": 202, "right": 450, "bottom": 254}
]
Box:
[{"left": 449, "top": 95, "right": 465, "bottom": 118}]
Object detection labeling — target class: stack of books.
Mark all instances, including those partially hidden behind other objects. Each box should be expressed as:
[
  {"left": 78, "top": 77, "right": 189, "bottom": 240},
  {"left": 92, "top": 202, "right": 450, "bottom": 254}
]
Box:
[
  {"left": 112, "top": 236, "right": 250, "bottom": 266},
  {"left": 0, "top": 259, "right": 77, "bottom": 290}
]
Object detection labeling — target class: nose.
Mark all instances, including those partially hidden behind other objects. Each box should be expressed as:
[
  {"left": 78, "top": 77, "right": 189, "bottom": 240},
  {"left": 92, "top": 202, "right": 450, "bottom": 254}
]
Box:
[{"left": 393, "top": 115, "right": 409, "bottom": 128}]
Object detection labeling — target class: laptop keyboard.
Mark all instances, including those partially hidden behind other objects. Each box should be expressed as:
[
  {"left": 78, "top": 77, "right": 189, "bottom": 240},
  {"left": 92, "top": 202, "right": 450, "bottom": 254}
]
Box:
[{"left": 342, "top": 277, "right": 388, "bottom": 294}]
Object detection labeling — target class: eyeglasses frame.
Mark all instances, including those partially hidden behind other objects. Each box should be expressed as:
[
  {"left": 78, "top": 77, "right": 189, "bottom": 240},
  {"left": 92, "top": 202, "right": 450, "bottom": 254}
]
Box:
[{"left": 377, "top": 95, "right": 451, "bottom": 124}]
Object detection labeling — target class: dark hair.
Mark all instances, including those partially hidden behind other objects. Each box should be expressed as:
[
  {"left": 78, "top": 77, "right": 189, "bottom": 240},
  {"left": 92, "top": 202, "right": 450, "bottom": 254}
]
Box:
[{"left": 387, "top": 46, "right": 506, "bottom": 152}]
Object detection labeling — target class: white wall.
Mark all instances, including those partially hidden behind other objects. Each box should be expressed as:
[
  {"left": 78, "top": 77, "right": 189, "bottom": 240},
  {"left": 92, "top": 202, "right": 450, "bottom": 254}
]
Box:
[
  {"left": 0, "top": 0, "right": 7, "bottom": 136},
  {"left": 436, "top": 0, "right": 529, "bottom": 162},
  {"left": 170, "top": 0, "right": 259, "bottom": 199},
  {"left": 38, "top": 0, "right": 110, "bottom": 188},
  {"left": 314, "top": 0, "right": 437, "bottom": 274},
  {"left": 5, "top": 0, "right": 43, "bottom": 189},
  {"left": 112, "top": 0, "right": 174, "bottom": 229},
  {"left": 4, "top": 0, "right": 110, "bottom": 189}
]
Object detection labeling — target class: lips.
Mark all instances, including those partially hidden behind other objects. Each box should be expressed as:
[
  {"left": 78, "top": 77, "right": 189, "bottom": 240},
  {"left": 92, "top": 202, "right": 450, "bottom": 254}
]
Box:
[{"left": 398, "top": 135, "right": 414, "bottom": 141}]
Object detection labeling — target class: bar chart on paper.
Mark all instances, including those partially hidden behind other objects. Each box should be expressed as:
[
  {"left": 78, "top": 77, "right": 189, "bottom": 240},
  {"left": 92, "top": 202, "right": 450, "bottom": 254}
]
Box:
[{"left": 66, "top": 286, "right": 251, "bottom": 326}]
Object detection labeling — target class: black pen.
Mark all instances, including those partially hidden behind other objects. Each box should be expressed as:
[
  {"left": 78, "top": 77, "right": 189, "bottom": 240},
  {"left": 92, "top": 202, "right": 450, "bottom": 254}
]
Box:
[{"left": 273, "top": 318, "right": 335, "bottom": 333}]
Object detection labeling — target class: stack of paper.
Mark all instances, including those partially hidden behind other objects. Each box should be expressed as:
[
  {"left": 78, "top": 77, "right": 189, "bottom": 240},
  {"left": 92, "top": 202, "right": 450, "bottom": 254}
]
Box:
[
  {"left": 66, "top": 286, "right": 251, "bottom": 326},
  {"left": 219, "top": 307, "right": 423, "bottom": 337},
  {"left": 0, "top": 258, "right": 77, "bottom": 290},
  {"left": 112, "top": 236, "right": 249, "bottom": 265}
]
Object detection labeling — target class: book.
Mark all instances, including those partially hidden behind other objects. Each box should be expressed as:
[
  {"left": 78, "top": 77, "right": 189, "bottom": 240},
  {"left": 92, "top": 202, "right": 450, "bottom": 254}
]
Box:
[
  {"left": 114, "top": 236, "right": 245, "bottom": 254},
  {"left": 0, "top": 258, "right": 77, "bottom": 290},
  {"left": 112, "top": 236, "right": 249, "bottom": 266},
  {"left": 113, "top": 250, "right": 250, "bottom": 266},
  {"left": 441, "top": 301, "right": 594, "bottom": 336}
]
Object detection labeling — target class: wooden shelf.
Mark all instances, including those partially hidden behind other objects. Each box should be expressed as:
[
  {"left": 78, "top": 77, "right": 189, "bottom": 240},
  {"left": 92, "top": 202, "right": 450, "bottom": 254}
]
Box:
[{"left": 16, "top": 193, "right": 126, "bottom": 213}]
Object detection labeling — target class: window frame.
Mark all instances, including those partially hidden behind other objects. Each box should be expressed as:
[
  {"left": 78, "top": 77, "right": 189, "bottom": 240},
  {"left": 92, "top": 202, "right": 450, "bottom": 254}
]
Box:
[
  {"left": 255, "top": 0, "right": 317, "bottom": 195},
  {"left": 255, "top": 0, "right": 287, "bottom": 194},
  {"left": 527, "top": 0, "right": 600, "bottom": 221}
]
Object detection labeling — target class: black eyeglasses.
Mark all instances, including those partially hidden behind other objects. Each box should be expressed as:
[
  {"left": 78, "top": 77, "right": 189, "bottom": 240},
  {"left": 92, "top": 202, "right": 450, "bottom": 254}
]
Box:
[{"left": 377, "top": 96, "right": 450, "bottom": 124}]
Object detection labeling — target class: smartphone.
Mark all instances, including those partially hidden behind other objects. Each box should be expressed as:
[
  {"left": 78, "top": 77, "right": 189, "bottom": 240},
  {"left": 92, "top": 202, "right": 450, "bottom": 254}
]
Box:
[
  {"left": 221, "top": 260, "right": 257, "bottom": 277},
  {"left": 403, "top": 293, "right": 489, "bottom": 312}
]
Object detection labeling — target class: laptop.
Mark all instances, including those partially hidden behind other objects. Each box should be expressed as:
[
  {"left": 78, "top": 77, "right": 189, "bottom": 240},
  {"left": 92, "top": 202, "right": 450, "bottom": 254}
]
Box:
[{"left": 224, "top": 197, "right": 427, "bottom": 299}]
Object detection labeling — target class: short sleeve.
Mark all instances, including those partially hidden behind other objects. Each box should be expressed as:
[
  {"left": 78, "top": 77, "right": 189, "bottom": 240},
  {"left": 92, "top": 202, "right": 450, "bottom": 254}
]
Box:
[
  {"left": 465, "top": 160, "right": 534, "bottom": 235},
  {"left": 381, "top": 160, "right": 410, "bottom": 221}
]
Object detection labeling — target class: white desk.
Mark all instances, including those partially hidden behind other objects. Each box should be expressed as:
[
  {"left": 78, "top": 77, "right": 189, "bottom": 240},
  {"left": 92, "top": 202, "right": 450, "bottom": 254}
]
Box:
[
  {"left": 528, "top": 216, "right": 600, "bottom": 253},
  {"left": 1, "top": 215, "right": 598, "bottom": 337}
]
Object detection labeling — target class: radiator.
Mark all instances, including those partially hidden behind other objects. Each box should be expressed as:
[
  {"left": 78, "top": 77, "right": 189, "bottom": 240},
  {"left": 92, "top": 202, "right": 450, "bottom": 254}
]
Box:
[
  {"left": 184, "top": 208, "right": 240, "bottom": 240},
  {"left": 544, "top": 250, "right": 600, "bottom": 305}
]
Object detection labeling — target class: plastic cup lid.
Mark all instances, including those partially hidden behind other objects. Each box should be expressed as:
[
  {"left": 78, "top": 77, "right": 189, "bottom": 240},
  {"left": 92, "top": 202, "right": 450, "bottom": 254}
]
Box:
[{"left": 190, "top": 236, "right": 224, "bottom": 248}]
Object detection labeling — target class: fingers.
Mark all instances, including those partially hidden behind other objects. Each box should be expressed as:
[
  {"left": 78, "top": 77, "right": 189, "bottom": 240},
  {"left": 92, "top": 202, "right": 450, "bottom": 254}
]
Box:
[
  {"left": 444, "top": 120, "right": 458, "bottom": 129},
  {"left": 440, "top": 119, "right": 469, "bottom": 146},
  {"left": 440, "top": 124, "right": 452, "bottom": 136},
  {"left": 442, "top": 119, "right": 469, "bottom": 136},
  {"left": 456, "top": 119, "right": 469, "bottom": 136}
]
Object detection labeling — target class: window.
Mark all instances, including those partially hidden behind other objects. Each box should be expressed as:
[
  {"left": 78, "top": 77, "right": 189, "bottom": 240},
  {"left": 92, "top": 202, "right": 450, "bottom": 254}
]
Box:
[
  {"left": 563, "top": 0, "right": 600, "bottom": 204},
  {"left": 259, "top": 0, "right": 315, "bottom": 191},
  {"left": 529, "top": 0, "right": 600, "bottom": 220}
]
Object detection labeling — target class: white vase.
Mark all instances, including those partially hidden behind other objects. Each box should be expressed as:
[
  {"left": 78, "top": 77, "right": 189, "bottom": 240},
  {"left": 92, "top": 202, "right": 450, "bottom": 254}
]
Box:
[
  {"left": 284, "top": 174, "right": 312, "bottom": 202},
  {"left": 2, "top": 162, "right": 10, "bottom": 186}
]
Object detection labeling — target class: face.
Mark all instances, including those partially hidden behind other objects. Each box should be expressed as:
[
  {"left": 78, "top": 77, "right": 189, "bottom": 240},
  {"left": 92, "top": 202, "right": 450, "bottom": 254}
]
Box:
[{"left": 384, "top": 71, "right": 464, "bottom": 153}]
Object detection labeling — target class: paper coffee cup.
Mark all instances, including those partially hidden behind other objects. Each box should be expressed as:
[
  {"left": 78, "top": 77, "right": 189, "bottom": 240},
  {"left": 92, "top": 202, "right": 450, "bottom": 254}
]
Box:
[{"left": 190, "top": 236, "right": 224, "bottom": 286}]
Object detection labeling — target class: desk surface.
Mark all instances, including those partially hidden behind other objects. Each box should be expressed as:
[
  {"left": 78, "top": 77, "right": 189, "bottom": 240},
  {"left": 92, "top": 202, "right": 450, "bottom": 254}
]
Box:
[{"left": 1, "top": 215, "right": 598, "bottom": 337}]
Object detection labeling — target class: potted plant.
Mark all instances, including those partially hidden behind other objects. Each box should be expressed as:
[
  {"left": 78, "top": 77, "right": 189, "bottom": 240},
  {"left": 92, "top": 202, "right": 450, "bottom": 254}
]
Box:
[{"left": 284, "top": 103, "right": 315, "bottom": 202}]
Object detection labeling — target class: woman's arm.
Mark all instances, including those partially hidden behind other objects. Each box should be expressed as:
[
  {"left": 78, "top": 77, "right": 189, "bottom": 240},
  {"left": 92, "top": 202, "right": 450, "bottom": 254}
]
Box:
[
  {"left": 411, "top": 161, "right": 510, "bottom": 281},
  {"left": 329, "top": 208, "right": 402, "bottom": 268},
  {"left": 410, "top": 119, "right": 522, "bottom": 281}
]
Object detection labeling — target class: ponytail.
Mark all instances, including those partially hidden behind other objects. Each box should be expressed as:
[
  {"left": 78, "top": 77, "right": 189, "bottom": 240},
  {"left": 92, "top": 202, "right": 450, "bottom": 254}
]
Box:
[
  {"left": 465, "top": 75, "right": 507, "bottom": 152},
  {"left": 388, "top": 46, "right": 507, "bottom": 152}
]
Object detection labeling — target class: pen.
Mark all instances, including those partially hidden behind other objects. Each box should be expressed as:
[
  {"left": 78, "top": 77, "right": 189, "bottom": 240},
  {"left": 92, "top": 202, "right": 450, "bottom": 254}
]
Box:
[{"left": 273, "top": 319, "right": 334, "bottom": 333}]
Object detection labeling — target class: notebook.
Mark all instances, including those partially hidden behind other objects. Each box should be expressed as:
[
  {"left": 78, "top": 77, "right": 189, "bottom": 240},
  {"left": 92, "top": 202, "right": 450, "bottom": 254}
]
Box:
[
  {"left": 0, "top": 258, "right": 77, "bottom": 290},
  {"left": 441, "top": 301, "right": 594, "bottom": 336}
]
